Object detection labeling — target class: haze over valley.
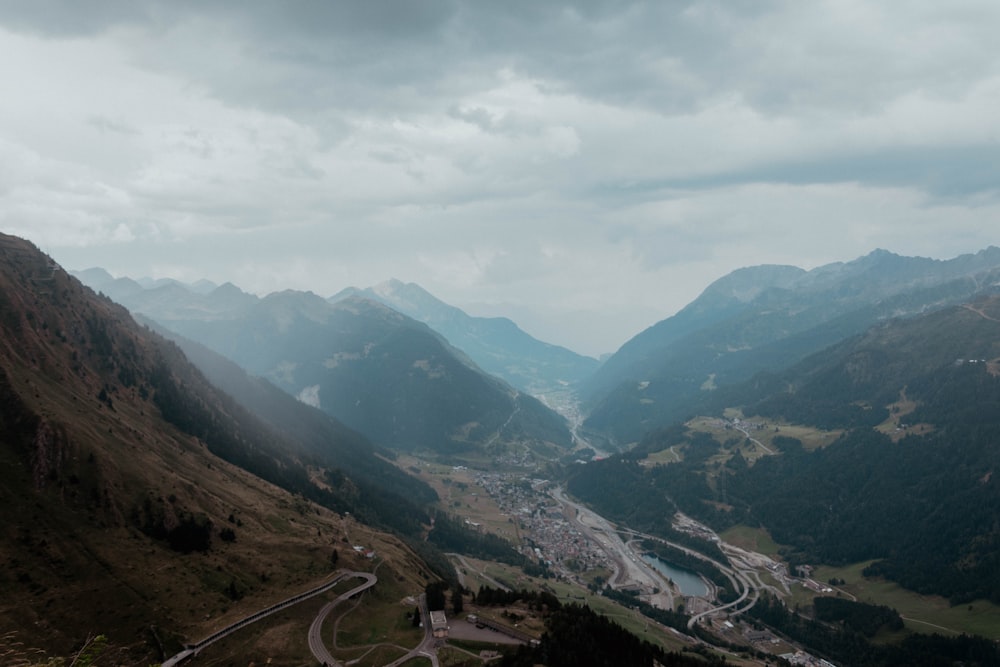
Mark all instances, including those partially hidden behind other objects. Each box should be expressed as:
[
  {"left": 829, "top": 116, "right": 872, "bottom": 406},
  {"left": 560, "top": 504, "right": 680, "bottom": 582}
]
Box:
[
  {"left": 6, "top": 230, "right": 1000, "bottom": 666},
  {"left": 5, "top": 2, "right": 1000, "bottom": 665}
]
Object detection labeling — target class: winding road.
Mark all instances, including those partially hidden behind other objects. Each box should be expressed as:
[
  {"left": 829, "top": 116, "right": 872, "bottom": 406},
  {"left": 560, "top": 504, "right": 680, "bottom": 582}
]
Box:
[
  {"left": 307, "top": 572, "right": 379, "bottom": 666},
  {"left": 384, "top": 593, "right": 441, "bottom": 667},
  {"left": 552, "top": 485, "right": 781, "bottom": 633},
  {"left": 161, "top": 570, "right": 376, "bottom": 667},
  {"left": 551, "top": 486, "right": 674, "bottom": 609},
  {"left": 449, "top": 552, "right": 511, "bottom": 592}
]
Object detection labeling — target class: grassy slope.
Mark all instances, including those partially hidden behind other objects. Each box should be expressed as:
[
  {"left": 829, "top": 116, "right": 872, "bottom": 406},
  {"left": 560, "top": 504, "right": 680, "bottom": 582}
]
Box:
[{"left": 0, "top": 234, "right": 439, "bottom": 663}]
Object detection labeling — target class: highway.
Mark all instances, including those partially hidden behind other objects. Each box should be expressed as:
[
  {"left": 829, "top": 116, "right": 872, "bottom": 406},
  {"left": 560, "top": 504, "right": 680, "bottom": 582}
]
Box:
[
  {"left": 552, "top": 485, "right": 792, "bottom": 633},
  {"left": 551, "top": 486, "right": 674, "bottom": 609},
  {"left": 449, "top": 552, "right": 511, "bottom": 591}
]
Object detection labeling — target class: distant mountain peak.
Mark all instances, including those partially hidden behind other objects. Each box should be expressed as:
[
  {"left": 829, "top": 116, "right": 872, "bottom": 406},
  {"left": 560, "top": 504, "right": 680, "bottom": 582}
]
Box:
[
  {"left": 329, "top": 279, "right": 599, "bottom": 393},
  {"left": 582, "top": 245, "right": 1000, "bottom": 445},
  {"left": 693, "top": 264, "right": 805, "bottom": 305},
  {"left": 331, "top": 293, "right": 407, "bottom": 322},
  {"left": 373, "top": 277, "right": 409, "bottom": 294},
  {"left": 211, "top": 281, "right": 247, "bottom": 296}
]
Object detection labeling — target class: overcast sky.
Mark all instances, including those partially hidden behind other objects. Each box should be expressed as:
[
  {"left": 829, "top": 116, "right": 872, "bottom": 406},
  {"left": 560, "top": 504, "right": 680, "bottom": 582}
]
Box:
[{"left": 3, "top": 1, "right": 999, "bottom": 356}]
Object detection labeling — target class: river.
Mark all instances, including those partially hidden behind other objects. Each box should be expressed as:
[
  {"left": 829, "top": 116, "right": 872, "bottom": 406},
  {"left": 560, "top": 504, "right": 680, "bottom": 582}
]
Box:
[{"left": 641, "top": 554, "right": 709, "bottom": 597}]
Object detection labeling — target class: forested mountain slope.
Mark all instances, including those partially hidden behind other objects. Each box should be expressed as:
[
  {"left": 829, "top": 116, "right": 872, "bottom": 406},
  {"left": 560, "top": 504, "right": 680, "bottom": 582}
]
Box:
[
  {"left": 571, "top": 292, "right": 1000, "bottom": 603},
  {"left": 75, "top": 271, "right": 573, "bottom": 457},
  {"left": 331, "top": 279, "right": 599, "bottom": 393},
  {"left": 581, "top": 248, "right": 1000, "bottom": 446},
  {"left": 0, "top": 234, "right": 437, "bottom": 661},
  {"left": 141, "top": 318, "right": 439, "bottom": 517}
]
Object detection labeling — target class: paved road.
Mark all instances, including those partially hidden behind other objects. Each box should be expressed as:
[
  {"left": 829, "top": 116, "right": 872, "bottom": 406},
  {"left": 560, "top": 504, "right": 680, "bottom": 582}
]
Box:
[
  {"left": 733, "top": 424, "right": 774, "bottom": 455},
  {"left": 162, "top": 570, "right": 370, "bottom": 667},
  {"left": 384, "top": 593, "right": 440, "bottom": 667},
  {"left": 553, "top": 488, "right": 772, "bottom": 631},
  {"left": 449, "top": 552, "right": 511, "bottom": 592},
  {"left": 307, "top": 572, "right": 378, "bottom": 666}
]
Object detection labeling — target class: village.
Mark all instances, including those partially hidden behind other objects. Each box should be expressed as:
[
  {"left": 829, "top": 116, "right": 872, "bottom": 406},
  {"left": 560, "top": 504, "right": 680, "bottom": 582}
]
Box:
[{"left": 472, "top": 471, "right": 615, "bottom": 582}]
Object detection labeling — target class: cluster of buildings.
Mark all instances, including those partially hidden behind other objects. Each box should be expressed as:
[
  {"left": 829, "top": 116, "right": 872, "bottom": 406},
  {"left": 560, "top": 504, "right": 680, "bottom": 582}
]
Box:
[
  {"left": 494, "top": 451, "right": 539, "bottom": 468},
  {"left": 780, "top": 650, "right": 837, "bottom": 667},
  {"left": 721, "top": 417, "right": 769, "bottom": 432},
  {"left": 473, "top": 472, "right": 613, "bottom": 579},
  {"left": 351, "top": 544, "right": 376, "bottom": 559}
]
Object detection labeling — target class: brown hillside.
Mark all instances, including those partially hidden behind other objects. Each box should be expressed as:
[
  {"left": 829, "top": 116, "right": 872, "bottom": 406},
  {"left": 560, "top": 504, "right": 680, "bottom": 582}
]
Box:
[{"left": 0, "top": 234, "right": 431, "bottom": 663}]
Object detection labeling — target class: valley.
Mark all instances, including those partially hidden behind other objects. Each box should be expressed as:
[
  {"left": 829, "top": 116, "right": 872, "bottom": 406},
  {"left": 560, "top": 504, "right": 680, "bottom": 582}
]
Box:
[
  {"left": 401, "top": 452, "right": 888, "bottom": 664},
  {"left": 6, "top": 236, "right": 1000, "bottom": 665}
]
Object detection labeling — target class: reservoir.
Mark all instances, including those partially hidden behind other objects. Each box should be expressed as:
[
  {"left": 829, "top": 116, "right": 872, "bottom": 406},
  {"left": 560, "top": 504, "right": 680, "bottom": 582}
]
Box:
[{"left": 641, "top": 554, "right": 710, "bottom": 597}]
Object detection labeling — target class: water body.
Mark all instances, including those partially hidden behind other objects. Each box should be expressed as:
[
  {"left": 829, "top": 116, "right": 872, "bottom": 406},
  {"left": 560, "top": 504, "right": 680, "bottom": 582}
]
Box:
[{"left": 641, "top": 554, "right": 710, "bottom": 597}]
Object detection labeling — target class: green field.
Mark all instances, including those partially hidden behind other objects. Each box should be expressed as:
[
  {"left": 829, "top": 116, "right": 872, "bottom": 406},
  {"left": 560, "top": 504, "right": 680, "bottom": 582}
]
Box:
[
  {"left": 332, "top": 565, "right": 425, "bottom": 653},
  {"left": 395, "top": 455, "right": 522, "bottom": 544},
  {"left": 719, "top": 525, "right": 782, "bottom": 557},
  {"left": 715, "top": 527, "right": 1000, "bottom": 640},
  {"left": 812, "top": 562, "right": 1000, "bottom": 639},
  {"left": 688, "top": 414, "right": 842, "bottom": 453},
  {"left": 460, "top": 559, "right": 696, "bottom": 654}
]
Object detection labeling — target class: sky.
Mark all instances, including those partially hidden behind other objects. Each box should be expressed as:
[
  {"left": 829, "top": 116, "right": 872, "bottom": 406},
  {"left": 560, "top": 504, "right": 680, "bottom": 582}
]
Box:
[{"left": 2, "top": 1, "right": 999, "bottom": 357}]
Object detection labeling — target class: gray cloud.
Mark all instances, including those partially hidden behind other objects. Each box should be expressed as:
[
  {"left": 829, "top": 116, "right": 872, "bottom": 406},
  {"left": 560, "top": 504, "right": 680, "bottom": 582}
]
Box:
[{"left": 2, "top": 1, "right": 1000, "bottom": 355}]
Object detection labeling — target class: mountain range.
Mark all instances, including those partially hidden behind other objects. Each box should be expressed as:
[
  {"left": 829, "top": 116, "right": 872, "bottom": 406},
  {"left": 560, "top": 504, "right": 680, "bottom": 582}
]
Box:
[
  {"left": 580, "top": 247, "right": 1000, "bottom": 446},
  {"left": 75, "top": 247, "right": 1000, "bottom": 457},
  {"left": 330, "top": 279, "right": 599, "bottom": 394},
  {"left": 572, "top": 291, "right": 1000, "bottom": 605},
  {"left": 0, "top": 234, "right": 443, "bottom": 661},
  {"left": 14, "top": 231, "right": 1000, "bottom": 662},
  {"left": 73, "top": 270, "right": 573, "bottom": 459}
]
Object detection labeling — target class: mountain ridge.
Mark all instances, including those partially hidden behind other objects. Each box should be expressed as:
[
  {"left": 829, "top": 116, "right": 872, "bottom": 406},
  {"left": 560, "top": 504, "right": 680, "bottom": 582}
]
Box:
[
  {"left": 581, "top": 247, "right": 1000, "bottom": 446},
  {"left": 330, "top": 278, "right": 600, "bottom": 394},
  {"left": 0, "top": 233, "right": 440, "bottom": 660},
  {"left": 570, "top": 292, "right": 1000, "bottom": 605},
  {"left": 71, "top": 270, "right": 573, "bottom": 457}
]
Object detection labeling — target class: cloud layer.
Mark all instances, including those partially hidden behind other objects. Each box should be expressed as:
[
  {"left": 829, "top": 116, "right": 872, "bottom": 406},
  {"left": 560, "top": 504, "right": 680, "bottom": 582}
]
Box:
[{"left": 3, "top": 1, "right": 999, "bottom": 355}]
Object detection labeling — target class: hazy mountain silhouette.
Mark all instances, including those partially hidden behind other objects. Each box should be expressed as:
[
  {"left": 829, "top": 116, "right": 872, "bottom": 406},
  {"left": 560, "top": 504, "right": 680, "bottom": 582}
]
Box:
[
  {"left": 0, "top": 233, "right": 438, "bottom": 660},
  {"left": 331, "top": 279, "right": 599, "bottom": 394},
  {"left": 581, "top": 247, "right": 1000, "bottom": 446},
  {"left": 72, "top": 271, "right": 572, "bottom": 457}
]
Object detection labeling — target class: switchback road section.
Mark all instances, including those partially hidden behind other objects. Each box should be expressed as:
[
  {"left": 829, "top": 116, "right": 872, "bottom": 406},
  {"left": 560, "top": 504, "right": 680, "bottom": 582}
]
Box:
[
  {"left": 307, "top": 572, "right": 378, "bottom": 666},
  {"left": 162, "top": 570, "right": 376, "bottom": 667}
]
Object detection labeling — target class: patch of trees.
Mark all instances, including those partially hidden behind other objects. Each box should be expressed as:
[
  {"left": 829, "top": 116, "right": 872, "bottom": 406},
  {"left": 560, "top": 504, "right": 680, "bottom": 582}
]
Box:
[
  {"left": 404, "top": 538, "right": 458, "bottom": 585},
  {"left": 567, "top": 457, "right": 677, "bottom": 537},
  {"left": 131, "top": 497, "right": 213, "bottom": 554},
  {"left": 812, "top": 597, "right": 902, "bottom": 638},
  {"left": 567, "top": 447, "right": 730, "bottom": 561},
  {"left": 424, "top": 580, "right": 465, "bottom": 614},
  {"left": 427, "top": 512, "right": 525, "bottom": 566},
  {"left": 425, "top": 581, "right": 449, "bottom": 611},
  {"left": 500, "top": 602, "right": 724, "bottom": 667},
  {"left": 725, "top": 422, "right": 1000, "bottom": 603},
  {"left": 749, "top": 594, "right": 999, "bottom": 666},
  {"left": 473, "top": 586, "right": 561, "bottom": 612}
]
